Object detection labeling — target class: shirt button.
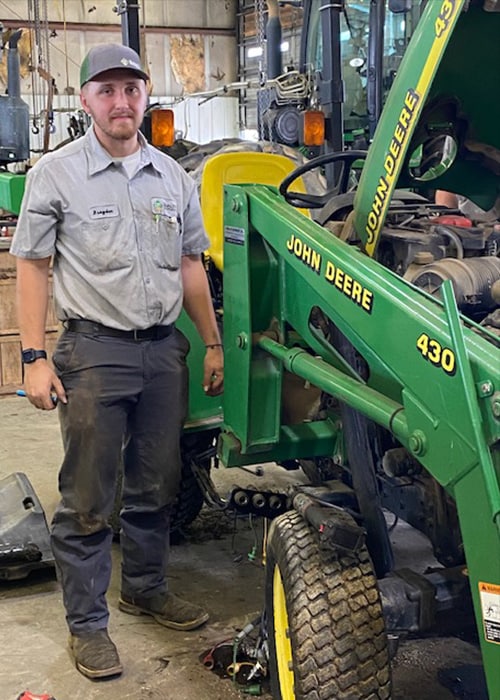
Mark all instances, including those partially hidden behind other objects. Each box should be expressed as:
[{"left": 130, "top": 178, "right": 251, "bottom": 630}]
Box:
[{"left": 102, "top": 223, "right": 109, "bottom": 230}]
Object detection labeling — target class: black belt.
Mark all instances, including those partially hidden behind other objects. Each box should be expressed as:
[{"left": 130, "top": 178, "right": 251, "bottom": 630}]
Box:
[{"left": 64, "top": 319, "right": 174, "bottom": 341}]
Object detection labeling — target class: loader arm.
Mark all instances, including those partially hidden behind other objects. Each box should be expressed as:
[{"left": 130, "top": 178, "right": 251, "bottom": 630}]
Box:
[
  {"left": 354, "top": 0, "right": 500, "bottom": 255},
  {"left": 220, "top": 183, "right": 500, "bottom": 698}
]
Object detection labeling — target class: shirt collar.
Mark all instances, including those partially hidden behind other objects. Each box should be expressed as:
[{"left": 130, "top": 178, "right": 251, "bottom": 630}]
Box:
[{"left": 85, "top": 126, "right": 158, "bottom": 176}]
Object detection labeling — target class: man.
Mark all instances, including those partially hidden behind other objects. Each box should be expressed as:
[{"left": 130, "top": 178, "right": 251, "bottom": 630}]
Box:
[
  {"left": 435, "top": 189, "right": 499, "bottom": 222},
  {"left": 10, "top": 43, "right": 223, "bottom": 680}
]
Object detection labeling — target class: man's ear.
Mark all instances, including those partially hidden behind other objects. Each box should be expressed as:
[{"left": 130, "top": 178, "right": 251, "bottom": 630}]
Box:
[{"left": 80, "top": 88, "right": 89, "bottom": 113}]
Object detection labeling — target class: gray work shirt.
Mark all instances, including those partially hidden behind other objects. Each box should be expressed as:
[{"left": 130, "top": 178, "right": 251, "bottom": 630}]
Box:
[{"left": 10, "top": 127, "right": 209, "bottom": 330}]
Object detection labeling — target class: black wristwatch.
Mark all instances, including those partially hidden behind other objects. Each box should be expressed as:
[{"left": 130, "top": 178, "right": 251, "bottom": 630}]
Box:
[{"left": 21, "top": 348, "right": 48, "bottom": 364}]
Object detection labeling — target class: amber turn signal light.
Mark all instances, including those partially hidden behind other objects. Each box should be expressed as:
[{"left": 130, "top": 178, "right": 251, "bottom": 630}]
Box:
[
  {"left": 151, "top": 109, "right": 175, "bottom": 147},
  {"left": 303, "top": 110, "right": 325, "bottom": 146}
]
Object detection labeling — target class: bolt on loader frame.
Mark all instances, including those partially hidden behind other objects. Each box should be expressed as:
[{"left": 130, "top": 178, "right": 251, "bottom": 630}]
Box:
[{"left": 180, "top": 0, "right": 499, "bottom": 697}]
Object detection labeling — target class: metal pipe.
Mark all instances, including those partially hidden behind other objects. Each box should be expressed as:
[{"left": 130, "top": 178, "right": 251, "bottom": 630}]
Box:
[
  {"left": 367, "top": 0, "right": 385, "bottom": 139},
  {"left": 0, "top": 19, "right": 234, "bottom": 37},
  {"left": 266, "top": 0, "right": 282, "bottom": 79},
  {"left": 257, "top": 335, "right": 409, "bottom": 442},
  {"left": 318, "top": 2, "right": 344, "bottom": 185},
  {"left": 7, "top": 30, "right": 23, "bottom": 99},
  {"left": 441, "top": 280, "right": 500, "bottom": 535}
]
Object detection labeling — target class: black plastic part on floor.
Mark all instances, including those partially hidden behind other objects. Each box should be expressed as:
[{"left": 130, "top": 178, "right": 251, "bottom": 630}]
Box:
[
  {"left": 0, "top": 471, "right": 55, "bottom": 580},
  {"left": 438, "top": 664, "right": 489, "bottom": 700}
]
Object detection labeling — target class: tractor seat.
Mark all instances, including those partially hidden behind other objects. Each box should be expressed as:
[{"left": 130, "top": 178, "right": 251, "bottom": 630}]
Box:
[{"left": 200, "top": 151, "right": 309, "bottom": 270}]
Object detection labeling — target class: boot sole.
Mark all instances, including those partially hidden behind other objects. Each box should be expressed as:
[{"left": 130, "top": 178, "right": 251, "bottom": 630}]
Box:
[
  {"left": 75, "top": 660, "right": 123, "bottom": 680},
  {"left": 69, "top": 636, "right": 123, "bottom": 680},
  {"left": 118, "top": 597, "right": 209, "bottom": 631}
]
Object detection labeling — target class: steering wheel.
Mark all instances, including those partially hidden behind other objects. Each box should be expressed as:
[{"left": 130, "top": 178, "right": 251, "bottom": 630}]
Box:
[{"left": 279, "top": 149, "right": 368, "bottom": 209}]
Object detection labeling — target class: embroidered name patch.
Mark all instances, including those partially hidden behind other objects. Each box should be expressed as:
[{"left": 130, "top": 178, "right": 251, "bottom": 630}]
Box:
[{"left": 89, "top": 205, "right": 119, "bottom": 219}]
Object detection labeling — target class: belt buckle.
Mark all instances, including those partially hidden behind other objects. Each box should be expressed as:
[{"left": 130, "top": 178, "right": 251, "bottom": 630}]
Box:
[{"left": 133, "top": 329, "right": 141, "bottom": 341}]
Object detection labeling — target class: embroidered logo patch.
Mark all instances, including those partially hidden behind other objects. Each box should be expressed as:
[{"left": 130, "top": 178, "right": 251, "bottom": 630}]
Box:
[
  {"left": 120, "top": 57, "right": 141, "bottom": 69},
  {"left": 151, "top": 198, "right": 177, "bottom": 218},
  {"left": 89, "top": 204, "right": 119, "bottom": 219}
]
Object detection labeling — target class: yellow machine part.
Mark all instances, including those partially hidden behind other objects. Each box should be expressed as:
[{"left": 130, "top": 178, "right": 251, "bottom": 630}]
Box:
[
  {"left": 200, "top": 151, "right": 310, "bottom": 271},
  {"left": 273, "top": 564, "right": 295, "bottom": 698}
]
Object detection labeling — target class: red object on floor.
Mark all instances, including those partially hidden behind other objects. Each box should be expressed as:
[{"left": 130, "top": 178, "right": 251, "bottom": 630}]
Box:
[{"left": 17, "top": 692, "right": 56, "bottom": 700}]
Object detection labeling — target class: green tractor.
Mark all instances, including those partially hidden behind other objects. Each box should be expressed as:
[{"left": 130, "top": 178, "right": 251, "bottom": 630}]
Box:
[
  {"left": 1, "top": 1, "right": 499, "bottom": 697},
  {"left": 178, "top": 0, "right": 500, "bottom": 698}
]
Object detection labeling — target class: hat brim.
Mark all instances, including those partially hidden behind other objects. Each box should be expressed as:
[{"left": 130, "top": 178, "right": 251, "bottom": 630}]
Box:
[{"left": 81, "top": 65, "right": 149, "bottom": 87}]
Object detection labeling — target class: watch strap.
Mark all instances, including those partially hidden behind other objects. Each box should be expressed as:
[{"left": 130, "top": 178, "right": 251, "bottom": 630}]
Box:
[{"left": 21, "top": 348, "right": 48, "bottom": 364}]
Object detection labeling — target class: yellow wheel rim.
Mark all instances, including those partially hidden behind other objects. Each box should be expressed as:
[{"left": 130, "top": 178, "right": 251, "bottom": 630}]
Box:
[{"left": 273, "top": 564, "right": 295, "bottom": 699}]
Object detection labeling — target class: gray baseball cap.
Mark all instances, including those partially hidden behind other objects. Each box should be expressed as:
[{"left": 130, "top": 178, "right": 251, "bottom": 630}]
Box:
[{"left": 80, "top": 43, "right": 149, "bottom": 87}]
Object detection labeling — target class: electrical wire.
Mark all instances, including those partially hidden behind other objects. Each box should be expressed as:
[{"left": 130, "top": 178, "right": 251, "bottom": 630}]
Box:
[
  {"left": 0, "top": 0, "right": 80, "bottom": 70},
  {"left": 247, "top": 513, "right": 258, "bottom": 562},
  {"left": 261, "top": 517, "right": 268, "bottom": 567},
  {"left": 62, "top": 0, "right": 70, "bottom": 113}
]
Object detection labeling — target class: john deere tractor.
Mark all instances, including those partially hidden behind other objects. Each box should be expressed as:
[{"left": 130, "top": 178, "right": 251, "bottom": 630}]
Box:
[
  {"left": 1, "top": 1, "right": 499, "bottom": 697},
  {"left": 178, "top": 1, "right": 500, "bottom": 698}
]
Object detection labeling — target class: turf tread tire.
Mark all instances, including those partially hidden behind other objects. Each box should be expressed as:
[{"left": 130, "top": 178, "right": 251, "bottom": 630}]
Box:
[{"left": 266, "top": 510, "right": 391, "bottom": 700}]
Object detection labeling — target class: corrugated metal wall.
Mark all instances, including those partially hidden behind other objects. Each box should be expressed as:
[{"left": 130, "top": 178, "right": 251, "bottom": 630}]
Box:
[{"left": 0, "top": 0, "right": 239, "bottom": 149}]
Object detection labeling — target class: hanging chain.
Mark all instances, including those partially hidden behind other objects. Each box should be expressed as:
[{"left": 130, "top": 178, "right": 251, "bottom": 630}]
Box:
[
  {"left": 28, "top": 0, "right": 53, "bottom": 151},
  {"left": 40, "top": 0, "right": 54, "bottom": 149},
  {"left": 256, "top": 0, "right": 266, "bottom": 79},
  {"left": 27, "top": 0, "right": 41, "bottom": 143},
  {"left": 256, "top": 0, "right": 266, "bottom": 142},
  {"left": 62, "top": 0, "right": 71, "bottom": 112}
]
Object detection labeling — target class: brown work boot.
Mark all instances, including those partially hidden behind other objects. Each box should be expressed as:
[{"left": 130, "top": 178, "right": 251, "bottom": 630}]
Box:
[
  {"left": 119, "top": 592, "right": 209, "bottom": 630},
  {"left": 69, "top": 629, "right": 123, "bottom": 680}
]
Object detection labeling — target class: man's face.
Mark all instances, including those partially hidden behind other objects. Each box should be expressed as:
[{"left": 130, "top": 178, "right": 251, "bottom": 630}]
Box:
[{"left": 80, "top": 69, "right": 148, "bottom": 146}]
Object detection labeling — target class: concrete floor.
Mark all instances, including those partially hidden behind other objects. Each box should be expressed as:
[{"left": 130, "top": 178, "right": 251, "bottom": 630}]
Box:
[{"left": 0, "top": 395, "right": 485, "bottom": 700}]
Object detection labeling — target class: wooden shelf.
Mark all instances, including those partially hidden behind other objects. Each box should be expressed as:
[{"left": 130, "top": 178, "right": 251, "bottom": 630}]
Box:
[{"left": 0, "top": 249, "right": 59, "bottom": 394}]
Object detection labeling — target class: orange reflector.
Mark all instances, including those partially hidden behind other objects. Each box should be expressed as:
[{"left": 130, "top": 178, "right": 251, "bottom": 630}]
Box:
[
  {"left": 151, "top": 109, "right": 175, "bottom": 147},
  {"left": 303, "top": 110, "right": 325, "bottom": 146}
]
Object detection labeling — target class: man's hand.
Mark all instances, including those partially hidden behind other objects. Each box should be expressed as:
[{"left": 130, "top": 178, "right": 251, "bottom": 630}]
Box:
[
  {"left": 203, "top": 346, "right": 224, "bottom": 396},
  {"left": 23, "top": 360, "right": 67, "bottom": 410}
]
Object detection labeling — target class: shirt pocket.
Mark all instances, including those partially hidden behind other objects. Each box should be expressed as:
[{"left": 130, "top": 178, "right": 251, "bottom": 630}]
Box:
[
  {"left": 152, "top": 216, "right": 182, "bottom": 270},
  {"left": 80, "top": 218, "right": 133, "bottom": 272}
]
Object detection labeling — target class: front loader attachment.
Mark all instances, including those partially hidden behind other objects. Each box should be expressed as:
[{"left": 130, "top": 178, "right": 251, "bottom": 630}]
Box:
[{"left": 220, "top": 182, "right": 499, "bottom": 698}]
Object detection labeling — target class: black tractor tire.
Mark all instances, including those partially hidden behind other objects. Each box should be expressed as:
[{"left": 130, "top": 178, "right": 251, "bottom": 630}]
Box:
[
  {"left": 171, "top": 432, "right": 214, "bottom": 532},
  {"left": 110, "top": 431, "right": 213, "bottom": 537},
  {"left": 266, "top": 509, "right": 391, "bottom": 700}
]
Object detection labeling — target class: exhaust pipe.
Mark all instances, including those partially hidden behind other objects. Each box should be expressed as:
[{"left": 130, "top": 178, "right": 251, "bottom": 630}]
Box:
[
  {"left": 266, "top": 0, "right": 282, "bottom": 79},
  {"left": 7, "top": 30, "right": 23, "bottom": 98},
  {"left": 0, "top": 28, "right": 30, "bottom": 164}
]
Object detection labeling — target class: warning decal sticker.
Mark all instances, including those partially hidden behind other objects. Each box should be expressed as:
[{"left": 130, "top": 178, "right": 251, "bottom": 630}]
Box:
[{"left": 479, "top": 581, "right": 500, "bottom": 644}]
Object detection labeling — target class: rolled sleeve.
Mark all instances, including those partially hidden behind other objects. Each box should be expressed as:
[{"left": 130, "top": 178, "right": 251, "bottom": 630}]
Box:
[
  {"left": 181, "top": 182, "right": 210, "bottom": 256},
  {"left": 10, "top": 164, "right": 60, "bottom": 259}
]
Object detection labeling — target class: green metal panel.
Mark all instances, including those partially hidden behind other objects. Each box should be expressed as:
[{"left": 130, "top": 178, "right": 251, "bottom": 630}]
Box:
[
  {"left": 218, "top": 420, "right": 339, "bottom": 467},
  {"left": 177, "top": 310, "right": 222, "bottom": 431},
  {"left": 453, "top": 467, "right": 500, "bottom": 700},
  {"left": 0, "top": 172, "right": 26, "bottom": 215},
  {"left": 222, "top": 188, "right": 283, "bottom": 454}
]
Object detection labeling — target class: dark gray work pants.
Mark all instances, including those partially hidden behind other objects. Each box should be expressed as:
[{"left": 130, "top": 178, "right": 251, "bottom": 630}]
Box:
[{"left": 50, "top": 328, "right": 189, "bottom": 635}]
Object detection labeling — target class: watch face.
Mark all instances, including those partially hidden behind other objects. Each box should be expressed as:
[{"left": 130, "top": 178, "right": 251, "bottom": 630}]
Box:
[
  {"left": 22, "top": 349, "right": 36, "bottom": 363},
  {"left": 21, "top": 349, "right": 47, "bottom": 364}
]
